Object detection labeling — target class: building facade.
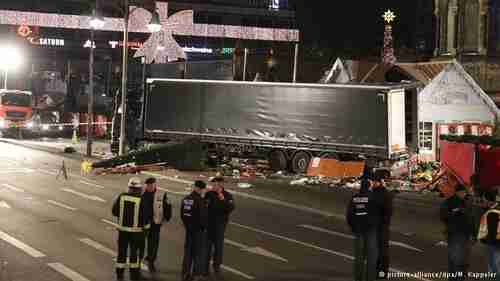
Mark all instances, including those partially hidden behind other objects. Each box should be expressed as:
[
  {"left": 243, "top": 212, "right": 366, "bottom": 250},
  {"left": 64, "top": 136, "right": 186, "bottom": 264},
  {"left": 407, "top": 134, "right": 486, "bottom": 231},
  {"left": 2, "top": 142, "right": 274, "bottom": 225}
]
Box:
[
  {"left": 0, "top": 0, "right": 297, "bottom": 90},
  {"left": 434, "top": 0, "right": 500, "bottom": 105}
]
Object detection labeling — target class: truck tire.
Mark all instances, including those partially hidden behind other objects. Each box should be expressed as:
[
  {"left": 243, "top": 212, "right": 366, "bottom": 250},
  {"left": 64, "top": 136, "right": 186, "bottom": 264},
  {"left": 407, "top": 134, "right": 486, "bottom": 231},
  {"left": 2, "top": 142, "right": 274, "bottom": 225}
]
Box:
[
  {"left": 269, "top": 150, "right": 287, "bottom": 172},
  {"left": 291, "top": 151, "right": 312, "bottom": 174}
]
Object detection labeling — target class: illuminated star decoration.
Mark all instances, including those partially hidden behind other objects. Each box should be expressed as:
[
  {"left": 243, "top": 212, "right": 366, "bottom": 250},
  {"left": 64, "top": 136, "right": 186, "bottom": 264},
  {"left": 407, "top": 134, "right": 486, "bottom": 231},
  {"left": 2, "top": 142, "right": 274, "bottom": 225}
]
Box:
[
  {"left": 133, "top": 3, "right": 192, "bottom": 63},
  {"left": 382, "top": 9, "right": 396, "bottom": 24}
]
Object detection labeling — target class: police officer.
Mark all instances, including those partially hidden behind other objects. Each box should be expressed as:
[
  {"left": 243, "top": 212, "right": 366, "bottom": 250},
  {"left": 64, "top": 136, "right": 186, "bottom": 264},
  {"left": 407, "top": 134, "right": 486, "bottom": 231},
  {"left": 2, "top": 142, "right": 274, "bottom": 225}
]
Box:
[
  {"left": 141, "top": 177, "right": 172, "bottom": 273},
  {"left": 205, "top": 176, "right": 235, "bottom": 276},
  {"left": 112, "top": 177, "right": 151, "bottom": 281},
  {"left": 346, "top": 176, "right": 379, "bottom": 281},
  {"left": 181, "top": 180, "right": 209, "bottom": 281},
  {"left": 440, "top": 184, "right": 472, "bottom": 281}
]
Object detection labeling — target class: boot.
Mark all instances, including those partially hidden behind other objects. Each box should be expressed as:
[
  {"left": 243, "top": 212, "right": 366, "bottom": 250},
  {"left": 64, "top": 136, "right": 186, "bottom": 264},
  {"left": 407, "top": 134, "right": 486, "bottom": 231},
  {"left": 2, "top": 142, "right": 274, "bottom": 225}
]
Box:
[
  {"left": 130, "top": 268, "right": 142, "bottom": 281},
  {"left": 116, "top": 268, "right": 125, "bottom": 281}
]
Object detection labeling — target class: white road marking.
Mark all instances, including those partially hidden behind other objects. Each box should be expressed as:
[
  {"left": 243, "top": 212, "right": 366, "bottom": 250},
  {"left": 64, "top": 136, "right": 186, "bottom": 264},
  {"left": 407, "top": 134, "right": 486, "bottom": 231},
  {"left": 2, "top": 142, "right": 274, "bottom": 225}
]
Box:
[
  {"left": 0, "top": 201, "right": 11, "bottom": 209},
  {"left": 298, "top": 225, "right": 423, "bottom": 253},
  {"left": 0, "top": 168, "right": 34, "bottom": 174},
  {"left": 1, "top": 183, "right": 25, "bottom": 193},
  {"left": 47, "top": 200, "right": 77, "bottom": 211},
  {"left": 78, "top": 238, "right": 116, "bottom": 256},
  {"left": 79, "top": 180, "right": 105, "bottom": 189},
  {"left": 231, "top": 222, "right": 431, "bottom": 281},
  {"left": 224, "top": 239, "right": 288, "bottom": 262},
  {"left": 0, "top": 230, "right": 46, "bottom": 258},
  {"left": 231, "top": 222, "right": 353, "bottom": 259},
  {"left": 61, "top": 189, "right": 106, "bottom": 203},
  {"left": 101, "top": 218, "right": 119, "bottom": 228},
  {"left": 37, "top": 169, "right": 58, "bottom": 176},
  {"left": 3, "top": 159, "right": 18, "bottom": 165},
  {"left": 143, "top": 172, "right": 339, "bottom": 218},
  {"left": 220, "top": 265, "right": 255, "bottom": 280},
  {"left": 78, "top": 238, "right": 148, "bottom": 271},
  {"left": 47, "top": 263, "right": 92, "bottom": 281}
]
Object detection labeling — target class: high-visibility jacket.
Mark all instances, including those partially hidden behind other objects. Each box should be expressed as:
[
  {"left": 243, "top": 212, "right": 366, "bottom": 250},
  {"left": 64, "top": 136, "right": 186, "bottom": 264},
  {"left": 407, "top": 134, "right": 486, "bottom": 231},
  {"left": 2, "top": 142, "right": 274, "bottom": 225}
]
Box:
[
  {"left": 477, "top": 209, "right": 500, "bottom": 241},
  {"left": 112, "top": 192, "right": 151, "bottom": 232},
  {"left": 143, "top": 190, "right": 172, "bottom": 225}
]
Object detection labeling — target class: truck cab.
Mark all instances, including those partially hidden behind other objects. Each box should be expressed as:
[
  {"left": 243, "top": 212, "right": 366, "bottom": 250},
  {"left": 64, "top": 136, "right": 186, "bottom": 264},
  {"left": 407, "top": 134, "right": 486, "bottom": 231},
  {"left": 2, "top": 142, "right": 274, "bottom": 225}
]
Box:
[{"left": 0, "top": 89, "right": 34, "bottom": 137}]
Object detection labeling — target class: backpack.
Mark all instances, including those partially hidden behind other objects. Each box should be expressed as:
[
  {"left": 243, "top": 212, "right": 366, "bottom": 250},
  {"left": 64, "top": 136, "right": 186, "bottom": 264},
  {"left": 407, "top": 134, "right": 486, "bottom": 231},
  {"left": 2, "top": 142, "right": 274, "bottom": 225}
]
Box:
[{"left": 350, "top": 191, "right": 371, "bottom": 232}]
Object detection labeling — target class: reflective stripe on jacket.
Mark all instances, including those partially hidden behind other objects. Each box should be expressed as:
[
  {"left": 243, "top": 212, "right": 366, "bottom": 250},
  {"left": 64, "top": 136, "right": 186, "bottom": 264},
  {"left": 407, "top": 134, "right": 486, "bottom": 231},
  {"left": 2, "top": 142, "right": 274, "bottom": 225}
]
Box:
[
  {"left": 152, "top": 191, "right": 167, "bottom": 225},
  {"left": 478, "top": 209, "right": 500, "bottom": 240},
  {"left": 112, "top": 193, "right": 150, "bottom": 232}
]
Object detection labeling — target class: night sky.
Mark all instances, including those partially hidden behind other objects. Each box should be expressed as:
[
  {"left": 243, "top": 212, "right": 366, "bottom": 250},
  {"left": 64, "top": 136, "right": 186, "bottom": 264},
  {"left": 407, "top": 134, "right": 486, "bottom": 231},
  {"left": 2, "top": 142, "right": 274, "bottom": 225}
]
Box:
[{"left": 292, "top": 1, "right": 426, "bottom": 54}]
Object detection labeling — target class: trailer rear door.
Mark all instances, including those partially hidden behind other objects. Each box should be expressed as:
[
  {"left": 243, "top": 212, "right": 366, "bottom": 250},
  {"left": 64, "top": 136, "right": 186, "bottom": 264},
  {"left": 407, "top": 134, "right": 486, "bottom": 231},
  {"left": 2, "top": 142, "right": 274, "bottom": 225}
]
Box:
[{"left": 387, "top": 88, "right": 406, "bottom": 157}]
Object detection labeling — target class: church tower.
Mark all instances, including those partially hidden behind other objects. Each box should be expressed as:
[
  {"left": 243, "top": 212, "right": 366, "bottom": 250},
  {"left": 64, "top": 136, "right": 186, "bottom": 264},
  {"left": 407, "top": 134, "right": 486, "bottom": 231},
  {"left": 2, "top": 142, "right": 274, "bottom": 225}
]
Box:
[{"left": 434, "top": 0, "right": 490, "bottom": 56}]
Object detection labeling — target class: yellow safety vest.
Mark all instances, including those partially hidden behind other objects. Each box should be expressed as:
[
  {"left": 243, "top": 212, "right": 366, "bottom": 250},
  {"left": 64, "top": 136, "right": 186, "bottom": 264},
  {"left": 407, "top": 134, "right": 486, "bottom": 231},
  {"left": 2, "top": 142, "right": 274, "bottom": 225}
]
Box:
[
  {"left": 477, "top": 209, "right": 500, "bottom": 240},
  {"left": 118, "top": 195, "right": 150, "bottom": 232}
]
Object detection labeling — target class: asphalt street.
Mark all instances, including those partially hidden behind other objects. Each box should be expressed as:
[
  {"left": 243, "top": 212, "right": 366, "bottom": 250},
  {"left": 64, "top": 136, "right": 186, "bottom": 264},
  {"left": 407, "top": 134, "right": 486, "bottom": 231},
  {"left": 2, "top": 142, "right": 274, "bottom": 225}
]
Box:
[{"left": 0, "top": 140, "right": 494, "bottom": 281}]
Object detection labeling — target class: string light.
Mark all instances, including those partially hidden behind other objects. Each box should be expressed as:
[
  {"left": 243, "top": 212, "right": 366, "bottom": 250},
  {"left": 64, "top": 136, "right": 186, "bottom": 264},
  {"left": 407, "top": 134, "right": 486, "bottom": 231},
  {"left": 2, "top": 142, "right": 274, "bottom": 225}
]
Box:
[{"left": 0, "top": 2, "right": 299, "bottom": 64}]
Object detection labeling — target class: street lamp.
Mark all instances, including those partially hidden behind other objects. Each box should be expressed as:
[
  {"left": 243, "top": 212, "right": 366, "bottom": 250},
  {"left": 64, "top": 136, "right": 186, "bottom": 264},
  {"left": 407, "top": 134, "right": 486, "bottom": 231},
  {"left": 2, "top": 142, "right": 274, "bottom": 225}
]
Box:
[
  {"left": 0, "top": 46, "right": 21, "bottom": 89},
  {"left": 118, "top": 1, "right": 160, "bottom": 156},
  {"left": 87, "top": 8, "right": 105, "bottom": 157}
]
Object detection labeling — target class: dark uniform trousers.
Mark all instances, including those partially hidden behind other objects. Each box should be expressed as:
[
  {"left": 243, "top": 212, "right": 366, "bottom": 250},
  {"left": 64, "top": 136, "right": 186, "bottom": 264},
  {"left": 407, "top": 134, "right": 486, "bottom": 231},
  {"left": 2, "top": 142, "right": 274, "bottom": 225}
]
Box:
[
  {"left": 116, "top": 231, "right": 144, "bottom": 279},
  {"left": 146, "top": 223, "right": 162, "bottom": 263},
  {"left": 182, "top": 229, "right": 208, "bottom": 277},
  {"left": 206, "top": 222, "right": 226, "bottom": 272},
  {"left": 377, "top": 225, "right": 390, "bottom": 278}
]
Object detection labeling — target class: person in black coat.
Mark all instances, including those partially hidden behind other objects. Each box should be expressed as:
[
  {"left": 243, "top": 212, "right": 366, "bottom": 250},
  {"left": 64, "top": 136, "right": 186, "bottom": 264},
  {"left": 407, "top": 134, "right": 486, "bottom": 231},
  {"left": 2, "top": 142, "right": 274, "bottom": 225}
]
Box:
[
  {"left": 440, "top": 184, "right": 472, "bottom": 281},
  {"left": 204, "top": 176, "right": 235, "bottom": 276},
  {"left": 181, "top": 180, "right": 209, "bottom": 281},
  {"left": 371, "top": 169, "right": 393, "bottom": 279}
]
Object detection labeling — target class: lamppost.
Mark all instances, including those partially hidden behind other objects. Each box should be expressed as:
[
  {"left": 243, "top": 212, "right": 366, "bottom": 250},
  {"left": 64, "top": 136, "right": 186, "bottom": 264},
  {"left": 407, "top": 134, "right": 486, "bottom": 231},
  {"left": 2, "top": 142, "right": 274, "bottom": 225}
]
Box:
[
  {"left": 0, "top": 46, "right": 21, "bottom": 89},
  {"left": 88, "top": 7, "right": 105, "bottom": 157},
  {"left": 117, "top": 1, "right": 161, "bottom": 156}
]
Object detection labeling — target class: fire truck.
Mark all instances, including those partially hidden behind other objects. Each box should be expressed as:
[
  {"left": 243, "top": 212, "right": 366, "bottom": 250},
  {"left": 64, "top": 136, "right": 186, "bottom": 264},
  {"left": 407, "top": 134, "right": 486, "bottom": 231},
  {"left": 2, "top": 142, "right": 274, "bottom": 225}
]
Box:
[{"left": 0, "top": 89, "right": 34, "bottom": 138}]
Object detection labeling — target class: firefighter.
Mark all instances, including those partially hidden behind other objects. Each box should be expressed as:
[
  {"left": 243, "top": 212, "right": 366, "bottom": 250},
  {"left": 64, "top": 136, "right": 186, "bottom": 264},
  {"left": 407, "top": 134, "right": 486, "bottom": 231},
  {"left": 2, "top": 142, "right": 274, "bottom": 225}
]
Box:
[
  {"left": 346, "top": 176, "right": 379, "bottom": 281},
  {"left": 181, "top": 180, "right": 209, "bottom": 281},
  {"left": 112, "top": 177, "right": 151, "bottom": 281},
  {"left": 205, "top": 176, "right": 235, "bottom": 276},
  {"left": 478, "top": 198, "right": 500, "bottom": 279},
  {"left": 141, "top": 177, "right": 172, "bottom": 273}
]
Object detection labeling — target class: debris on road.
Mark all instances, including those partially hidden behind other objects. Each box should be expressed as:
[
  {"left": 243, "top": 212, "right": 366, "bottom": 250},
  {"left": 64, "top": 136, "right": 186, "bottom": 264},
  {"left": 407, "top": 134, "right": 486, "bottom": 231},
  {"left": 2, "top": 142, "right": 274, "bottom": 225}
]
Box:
[
  {"left": 435, "top": 241, "right": 448, "bottom": 247},
  {"left": 64, "top": 146, "right": 76, "bottom": 153},
  {"left": 237, "top": 183, "right": 252, "bottom": 189},
  {"left": 93, "top": 162, "right": 168, "bottom": 175}
]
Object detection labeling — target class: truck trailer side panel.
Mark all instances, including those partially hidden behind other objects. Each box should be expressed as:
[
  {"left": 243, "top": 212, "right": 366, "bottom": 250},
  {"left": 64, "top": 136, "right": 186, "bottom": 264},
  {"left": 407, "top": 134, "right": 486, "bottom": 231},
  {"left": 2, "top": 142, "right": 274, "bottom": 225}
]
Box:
[{"left": 145, "top": 80, "right": 391, "bottom": 150}]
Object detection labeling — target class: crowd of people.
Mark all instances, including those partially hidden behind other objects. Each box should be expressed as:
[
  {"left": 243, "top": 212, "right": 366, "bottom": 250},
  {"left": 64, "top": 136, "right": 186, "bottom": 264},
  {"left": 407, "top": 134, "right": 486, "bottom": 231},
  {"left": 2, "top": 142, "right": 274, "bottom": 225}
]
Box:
[
  {"left": 109, "top": 164, "right": 500, "bottom": 281},
  {"left": 111, "top": 175, "right": 234, "bottom": 281},
  {"left": 346, "top": 166, "right": 500, "bottom": 281}
]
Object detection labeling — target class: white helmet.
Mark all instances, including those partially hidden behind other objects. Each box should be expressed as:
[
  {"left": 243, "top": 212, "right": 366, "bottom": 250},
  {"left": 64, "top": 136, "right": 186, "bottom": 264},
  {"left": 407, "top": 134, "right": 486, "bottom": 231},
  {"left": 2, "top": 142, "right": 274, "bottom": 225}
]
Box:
[{"left": 128, "top": 177, "right": 142, "bottom": 189}]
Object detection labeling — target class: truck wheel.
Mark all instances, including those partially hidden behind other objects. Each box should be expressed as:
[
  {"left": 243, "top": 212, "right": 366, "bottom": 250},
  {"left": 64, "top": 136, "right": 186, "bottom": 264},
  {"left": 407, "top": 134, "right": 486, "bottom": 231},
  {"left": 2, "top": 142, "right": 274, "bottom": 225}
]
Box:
[
  {"left": 269, "top": 150, "right": 287, "bottom": 172},
  {"left": 291, "top": 151, "right": 312, "bottom": 174}
]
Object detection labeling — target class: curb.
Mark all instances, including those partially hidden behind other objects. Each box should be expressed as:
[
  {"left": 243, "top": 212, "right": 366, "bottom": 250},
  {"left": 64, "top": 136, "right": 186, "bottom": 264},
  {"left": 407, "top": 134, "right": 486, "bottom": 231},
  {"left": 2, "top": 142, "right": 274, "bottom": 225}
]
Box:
[{"left": 0, "top": 138, "right": 105, "bottom": 161}]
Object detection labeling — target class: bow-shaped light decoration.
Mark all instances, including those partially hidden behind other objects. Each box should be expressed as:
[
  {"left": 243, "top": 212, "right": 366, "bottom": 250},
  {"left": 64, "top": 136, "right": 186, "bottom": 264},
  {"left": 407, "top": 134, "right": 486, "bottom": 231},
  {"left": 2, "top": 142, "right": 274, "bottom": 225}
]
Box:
[{"left": 133, "top": 2, "right": 193, "bottom": 64}]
